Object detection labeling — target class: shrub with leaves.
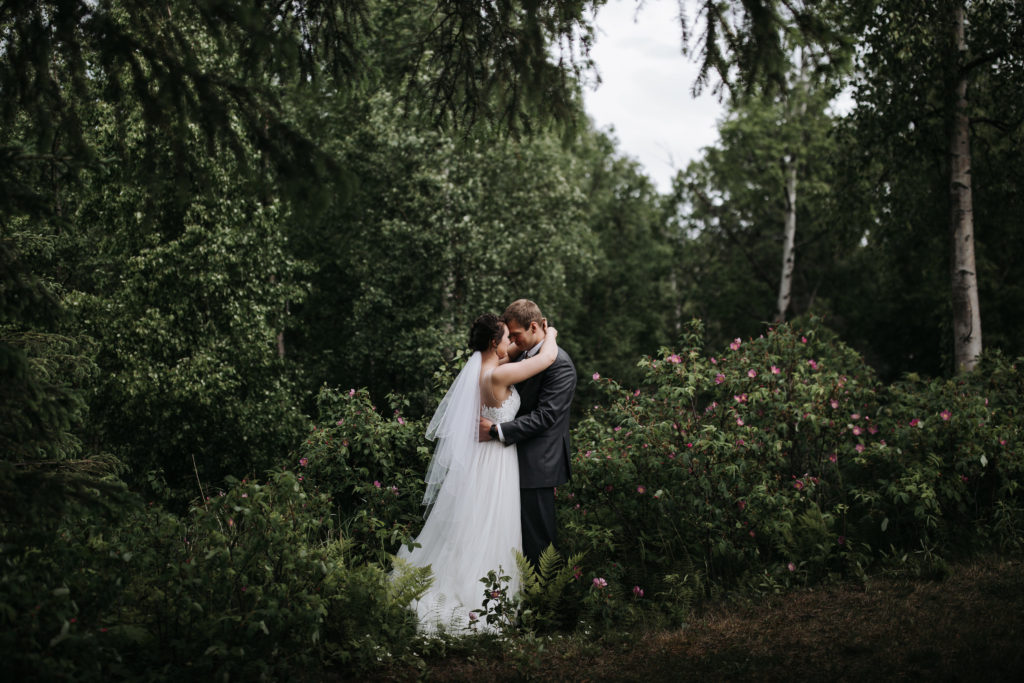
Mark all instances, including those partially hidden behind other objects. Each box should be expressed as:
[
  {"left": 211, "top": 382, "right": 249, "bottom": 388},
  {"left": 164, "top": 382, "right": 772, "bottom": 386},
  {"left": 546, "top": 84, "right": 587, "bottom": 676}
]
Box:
[
  {"left": 562, "top": 320, "right": 1024, "bottom": 612},
  {"left": 1, "top": 470, "right": 429, "bottom": 680},
  {"left": 297, "top": 385, "right": 431, "bottom": 564}
]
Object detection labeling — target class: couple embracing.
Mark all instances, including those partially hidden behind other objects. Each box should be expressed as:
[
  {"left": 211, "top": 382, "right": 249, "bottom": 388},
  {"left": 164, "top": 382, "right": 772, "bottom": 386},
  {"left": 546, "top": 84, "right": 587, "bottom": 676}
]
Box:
[{"left": 395, "top": 299, "right": 576, "bottom": 633}]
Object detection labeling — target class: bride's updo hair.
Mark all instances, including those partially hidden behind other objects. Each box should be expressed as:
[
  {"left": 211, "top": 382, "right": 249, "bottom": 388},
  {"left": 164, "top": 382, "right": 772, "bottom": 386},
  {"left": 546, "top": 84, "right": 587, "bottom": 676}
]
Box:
[{"left": 469, "top": 314, "right": 504, "bottom": 352}]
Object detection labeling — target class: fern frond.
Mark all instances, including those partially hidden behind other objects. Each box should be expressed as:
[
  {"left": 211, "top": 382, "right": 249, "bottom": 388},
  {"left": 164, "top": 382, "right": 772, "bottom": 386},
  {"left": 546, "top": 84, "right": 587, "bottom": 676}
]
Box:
[{"left": 388, "top": 555, "right": 434, "bottom": 606}]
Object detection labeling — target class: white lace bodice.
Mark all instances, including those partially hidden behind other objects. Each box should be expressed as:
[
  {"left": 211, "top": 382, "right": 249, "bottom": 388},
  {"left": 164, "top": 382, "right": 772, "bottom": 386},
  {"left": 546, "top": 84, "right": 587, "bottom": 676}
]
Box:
[{"left": 481, "top": 385, "right": 520, "bottom": 423}]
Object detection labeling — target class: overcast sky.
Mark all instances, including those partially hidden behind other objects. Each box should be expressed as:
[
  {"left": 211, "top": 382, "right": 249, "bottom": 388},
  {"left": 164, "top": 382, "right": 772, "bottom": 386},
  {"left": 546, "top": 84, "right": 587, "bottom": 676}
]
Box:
[{"left": 581, "top": 0, "right": 725, "bottom": 193}]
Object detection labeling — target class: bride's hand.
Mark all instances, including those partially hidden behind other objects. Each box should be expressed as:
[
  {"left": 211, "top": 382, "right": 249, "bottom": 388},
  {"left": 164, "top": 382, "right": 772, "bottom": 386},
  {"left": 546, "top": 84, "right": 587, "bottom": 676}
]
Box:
[{"left": 546, "top": 325, "right": 557, "bottom": 340}]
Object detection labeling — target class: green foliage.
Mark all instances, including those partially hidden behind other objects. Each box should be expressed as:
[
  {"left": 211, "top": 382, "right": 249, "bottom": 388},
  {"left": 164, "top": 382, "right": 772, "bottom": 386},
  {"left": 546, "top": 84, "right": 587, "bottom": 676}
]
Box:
[
  {"left": 514, "top": 545, "right": 586, "bottom": 633},
  {"left": 298, "top": 385, "right": 430, "bottom": 564},
  {"left": 0, "top": 470, "right": 429, "bottom": 680},
  {"left": 562, "top": 320, "right": 1024, "bottom": 615}
]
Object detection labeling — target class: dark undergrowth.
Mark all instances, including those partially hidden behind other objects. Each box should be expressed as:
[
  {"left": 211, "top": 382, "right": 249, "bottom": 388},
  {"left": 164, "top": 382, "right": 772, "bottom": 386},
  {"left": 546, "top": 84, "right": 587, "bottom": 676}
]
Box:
[{"left": 364, "top": 554, "right": 1024, "bottom": 682}]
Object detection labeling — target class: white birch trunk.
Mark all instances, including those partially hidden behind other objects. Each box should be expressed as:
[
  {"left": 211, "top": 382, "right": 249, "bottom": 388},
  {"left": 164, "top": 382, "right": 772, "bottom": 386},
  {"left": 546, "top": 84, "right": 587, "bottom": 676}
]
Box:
[
  {"left": 775, "top": 157, "right": 798, "bottom": 323},
  {"left": 949, "top": 2, "right": 982, "bottom": 372}
]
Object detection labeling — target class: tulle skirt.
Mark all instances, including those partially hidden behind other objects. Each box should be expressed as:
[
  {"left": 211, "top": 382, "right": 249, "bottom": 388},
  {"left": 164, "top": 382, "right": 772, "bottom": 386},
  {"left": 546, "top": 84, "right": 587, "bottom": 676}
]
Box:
[{"left": 395, "top": 438, "right": 521, "bottom": 634}]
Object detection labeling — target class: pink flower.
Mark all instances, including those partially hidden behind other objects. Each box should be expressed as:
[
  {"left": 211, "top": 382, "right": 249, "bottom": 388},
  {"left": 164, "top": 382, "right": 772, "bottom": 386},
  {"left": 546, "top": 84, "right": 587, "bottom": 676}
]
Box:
[
  {"left": 348, "top": 388, "right": 355, "bottom": 397},
  {"left": 801, "top": 336, "right": 808, "bottom": 344},
  {"left": 855, "top": 444, "right": 865, "bottom": 453},
  {"left": 299, "top": 457, "right": 308, "bottom": 467},
  {"left": 710, "top": 357, "right": 718, "bottom": 364},
  {"left": 633, "top": 389, "right": 640, "bottom": 397},
  {"left": 852, "top": 426, "right": 862, "bottom": 436},
  {"left": 397, "top": 416, "right": 405, "bottom": 425},
  {"left": 715, "top": 373, "right": 726, "bottom": 384},
  {"left": 668, "top": 354, "right": 682, "bottom": 364},
  {"left": 868, "top": 425, "right": 879, "bottom": 434},
  {"left": 771, "top": 365, "right": 781, "bottom": 375},
  {"left": 730, "top": 338, "right": 742, "bottom": 350},
  {"left": 838, "top": 535, "right": 846, "bottom": 545},
  {"left": 793, "top": 480, "right": 805, "bottom": 491},
  {"left": 228, "top": 518, "right": 235, "bottom": 527},
  {"left": 807, "top": 359, "right": 818, "bottom": 370},
  {"left": 787, "top": 562, "right": 796, "bottom": 572},
  {"left": 592, "top": 372, "right": 600, "bottom": 380},
  {"left": 593, "top": 577, "right": 608, "bottom": 589},
  {"left": 738, "top": 500, "right": 747, "bottom": 511},
  {"left": 469, "top": 611, "right": 479, "bottom": 622},
  {"left": 961, "top": 474, "right": 969, "bottom": 483},
  {"left": 910, "top": 418, "right": 920, "bottom": 427},
  {"left": 851, "top": 413, "right": 861, "bottom": 420},
  {"left": 830, "top": 399, "right": 839, "bottom": 409},
  {"left": 736, "top": 417, "right": 744, "bottom": 426},
  {"left": 614, "top": 426, "right": 621, "bottom": 432},
  {"left": 748, "top": 369, "right": 757, "bottom": 378},
  {"left": 734, "top": 393, "right": 747, "bottom": 403},
  {"left": 686, "top": 442, "right": 693, "bottom": 448},
  {"left": 633, "top": 585, "right": 644, "bottom": 598},
  {"left": 637, "top": 486, "right": 646, "bottom": 494},
  {"left": 573, "top": 566, "right": 582, "bottom": 580},
  {"left": 749, "top": 530, "right": 756, "bottom": 538},
  {"left": 940, "top": 410, "right": 952, "bottom": 421},
  {"left": 373, "top": 480, "right": 381, "bottom": 488},
  {"left": 829, "top": 453, "right": 838, "bottom": 463}
]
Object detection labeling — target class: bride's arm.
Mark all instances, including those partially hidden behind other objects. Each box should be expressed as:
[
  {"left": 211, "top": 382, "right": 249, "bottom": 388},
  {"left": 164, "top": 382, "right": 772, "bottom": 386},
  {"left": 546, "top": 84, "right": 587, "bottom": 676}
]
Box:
[{"left": 492, "top": 327, "right": 558, "bottom": 386}]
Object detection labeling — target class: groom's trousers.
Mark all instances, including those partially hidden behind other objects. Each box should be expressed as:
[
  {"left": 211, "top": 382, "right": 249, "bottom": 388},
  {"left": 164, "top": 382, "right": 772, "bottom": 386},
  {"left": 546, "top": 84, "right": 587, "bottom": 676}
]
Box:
[{"left": 521, "top": 487, "right": 557, "bottom": 567}]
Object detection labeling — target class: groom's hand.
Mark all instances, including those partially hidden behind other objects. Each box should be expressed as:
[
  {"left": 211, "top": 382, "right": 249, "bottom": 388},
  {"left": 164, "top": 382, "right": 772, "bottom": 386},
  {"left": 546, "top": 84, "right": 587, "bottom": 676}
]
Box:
[{"left": 478, "top": 417, "right": 493, "bottom": 442}]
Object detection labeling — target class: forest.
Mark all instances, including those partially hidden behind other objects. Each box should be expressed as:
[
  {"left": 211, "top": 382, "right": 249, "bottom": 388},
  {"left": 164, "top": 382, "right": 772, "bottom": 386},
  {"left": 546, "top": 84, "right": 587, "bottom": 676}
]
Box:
[{"left": 2, "top": 0, "right": 1023, "bottom": 679}]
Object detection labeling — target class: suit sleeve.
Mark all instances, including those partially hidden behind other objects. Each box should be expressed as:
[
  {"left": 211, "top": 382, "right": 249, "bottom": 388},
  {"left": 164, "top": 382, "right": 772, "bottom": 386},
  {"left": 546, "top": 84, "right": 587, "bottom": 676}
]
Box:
[{"left": 499, "top": 355, "right": 576, "bottom": 445}]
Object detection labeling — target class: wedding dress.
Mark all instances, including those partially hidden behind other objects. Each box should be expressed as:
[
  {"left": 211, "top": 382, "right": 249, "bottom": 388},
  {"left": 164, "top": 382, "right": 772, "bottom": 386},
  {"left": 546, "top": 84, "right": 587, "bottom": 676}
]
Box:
[{"left": 395, "top": 360, "right": 522, "bottom": 634}]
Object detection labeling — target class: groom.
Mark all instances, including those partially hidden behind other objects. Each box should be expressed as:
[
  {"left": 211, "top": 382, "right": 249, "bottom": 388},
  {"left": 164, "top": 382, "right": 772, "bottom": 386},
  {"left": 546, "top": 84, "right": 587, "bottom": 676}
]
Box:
[{"left": 478, "top": 299, "right": 577, "bottom": 567}]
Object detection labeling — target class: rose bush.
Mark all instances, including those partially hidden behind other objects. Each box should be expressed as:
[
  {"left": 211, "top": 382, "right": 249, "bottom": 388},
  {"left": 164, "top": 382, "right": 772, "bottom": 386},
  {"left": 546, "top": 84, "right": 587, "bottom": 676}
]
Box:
[{"left": 561, "top": 320, "right": 1024, "bottom": 613}]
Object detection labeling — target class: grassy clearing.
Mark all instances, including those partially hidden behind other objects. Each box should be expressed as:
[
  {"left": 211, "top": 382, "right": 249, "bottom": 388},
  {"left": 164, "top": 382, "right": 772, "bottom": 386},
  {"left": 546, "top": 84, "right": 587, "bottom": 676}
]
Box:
[{"left": 363, "top": 555, "right": 1024, "bottom": 681}]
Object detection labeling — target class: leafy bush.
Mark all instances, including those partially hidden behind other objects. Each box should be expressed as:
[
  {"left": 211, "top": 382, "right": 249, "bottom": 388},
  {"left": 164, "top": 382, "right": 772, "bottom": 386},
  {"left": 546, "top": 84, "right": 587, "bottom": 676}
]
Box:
[
  {"left": 1, "top": 470, "right": 428, "bottom": 680},
  {"left": 297, "top": 385, "right": 431, "bottom": 564},
  {"left": 562, "top": 320, "right": 1024, "bottom": 617}
]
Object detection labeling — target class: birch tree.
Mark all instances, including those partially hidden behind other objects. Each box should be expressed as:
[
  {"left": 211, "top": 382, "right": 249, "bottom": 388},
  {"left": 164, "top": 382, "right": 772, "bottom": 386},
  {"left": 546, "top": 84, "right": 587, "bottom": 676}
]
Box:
[{"left": 851, "top": 0, "right": 1024, "bottom": 373}]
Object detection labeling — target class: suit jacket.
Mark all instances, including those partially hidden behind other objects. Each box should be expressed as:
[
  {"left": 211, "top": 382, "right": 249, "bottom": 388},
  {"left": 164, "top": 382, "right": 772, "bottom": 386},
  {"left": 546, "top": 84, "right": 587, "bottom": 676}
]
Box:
[{"left": 499, "top": 347, "right": 576, "bottom": 488}]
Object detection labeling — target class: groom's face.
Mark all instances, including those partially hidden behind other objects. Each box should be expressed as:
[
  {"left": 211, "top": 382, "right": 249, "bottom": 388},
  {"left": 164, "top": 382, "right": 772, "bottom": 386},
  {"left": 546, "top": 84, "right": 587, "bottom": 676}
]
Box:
[{"left": 507, "top": 320, "right": 542, "bottom": 349}]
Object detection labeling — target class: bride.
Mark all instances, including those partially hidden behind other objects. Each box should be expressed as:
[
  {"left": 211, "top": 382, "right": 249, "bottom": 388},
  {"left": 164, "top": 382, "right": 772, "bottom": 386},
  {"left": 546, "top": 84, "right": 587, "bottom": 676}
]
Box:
[{"left": 395, "top": 313, "right": 558, "bottom": 633}]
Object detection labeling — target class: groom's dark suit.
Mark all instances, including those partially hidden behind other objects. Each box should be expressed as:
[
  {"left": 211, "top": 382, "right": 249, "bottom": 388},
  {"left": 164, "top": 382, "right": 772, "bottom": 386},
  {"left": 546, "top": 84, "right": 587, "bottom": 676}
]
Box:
[{"left": 498, "top": 346, "right": 576, "bottom": 565}]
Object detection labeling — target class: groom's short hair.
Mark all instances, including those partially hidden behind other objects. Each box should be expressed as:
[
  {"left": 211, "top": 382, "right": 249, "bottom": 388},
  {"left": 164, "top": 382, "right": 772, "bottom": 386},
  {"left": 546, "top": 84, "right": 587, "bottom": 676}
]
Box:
[{"left": 501, "top": 299, "right": 543, "bottom": 329}]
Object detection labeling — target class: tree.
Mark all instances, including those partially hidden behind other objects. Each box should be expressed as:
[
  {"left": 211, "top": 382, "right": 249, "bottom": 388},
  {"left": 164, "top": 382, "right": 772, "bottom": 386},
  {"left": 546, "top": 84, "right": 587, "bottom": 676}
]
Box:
[
  {"left": 847, "top": 0, "right": 1024, "bottom": 373},
  {"left": 668, "top": 81, "right": 839, "bottom": 346}
]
